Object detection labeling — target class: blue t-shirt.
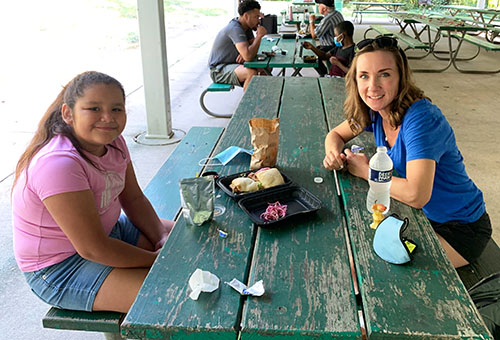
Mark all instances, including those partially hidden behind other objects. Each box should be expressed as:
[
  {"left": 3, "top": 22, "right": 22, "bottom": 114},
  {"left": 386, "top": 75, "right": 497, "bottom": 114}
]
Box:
[{"left": 366, "top": 99, "right": 484, "bottom": 223}]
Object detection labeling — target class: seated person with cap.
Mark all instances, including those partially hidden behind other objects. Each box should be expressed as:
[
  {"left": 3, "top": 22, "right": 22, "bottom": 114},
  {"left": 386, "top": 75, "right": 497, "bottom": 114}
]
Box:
[
  {"left": 303, "top": 20, "right": 355, "bottom": 77},
  {"left": 309, "top": 0, "right": 344, "bottom": 76},
  {"left": 208, "top": 0, "right": 267, "bottom": 91}
]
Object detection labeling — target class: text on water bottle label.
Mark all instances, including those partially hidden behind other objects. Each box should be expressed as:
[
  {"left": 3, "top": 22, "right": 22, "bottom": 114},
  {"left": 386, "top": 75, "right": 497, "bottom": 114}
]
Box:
[{"left": 369, "top": 169, "right": 392, "bottom": 183}]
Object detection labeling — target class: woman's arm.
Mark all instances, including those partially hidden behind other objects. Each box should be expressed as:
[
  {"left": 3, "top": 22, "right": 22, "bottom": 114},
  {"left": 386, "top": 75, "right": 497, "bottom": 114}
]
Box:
[
  {"left": 119, "top": 162, "right": 173, "bottom": 249},
  {"left": 390, "top": 159, "right": 435, "bottom": 209},
  {"left": 344, "top": 154, "right": 435, "bottom": 209},
  {"left": 43, "top": 190, "right": 158, "bottom": 268},
  {"left": 324, "top": 120, "right": 358, "bottom": 170}
]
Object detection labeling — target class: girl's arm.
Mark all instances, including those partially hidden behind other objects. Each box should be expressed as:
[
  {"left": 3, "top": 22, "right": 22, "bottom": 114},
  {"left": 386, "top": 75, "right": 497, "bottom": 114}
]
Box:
[
  {"left": 324, "top": 120, "right": 358, "bottom": 170},
  {"left": 43, "top": 190, "right": 158, "bottom": 268},
  {"left": 119, "top": 162, "right": 173, "bottom": 249}
]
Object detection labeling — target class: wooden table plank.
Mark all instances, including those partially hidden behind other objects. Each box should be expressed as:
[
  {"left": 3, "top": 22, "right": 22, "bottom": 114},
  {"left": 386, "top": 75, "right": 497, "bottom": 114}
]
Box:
[
  {"left": 268, "top": 38, "right": 297, "bottom": 69},
  {"left": 320, "top": 78, "right": 492, "bottom": 340},
  {"left": 240, "top": 77, "right": 361, "bottom": 339},
  {"left": 121, "top": 78, "right": 285, "bottom": 340}
]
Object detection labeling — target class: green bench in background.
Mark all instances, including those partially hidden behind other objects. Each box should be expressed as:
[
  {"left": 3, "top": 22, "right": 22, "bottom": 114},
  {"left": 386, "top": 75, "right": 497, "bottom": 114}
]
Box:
[
  {"left": 199, "top": 82, "right": 235, "bottom": 118},
  {"left": 42, "top": 126, "right": 224, "bottom": 339},
  {"left": 365, "top": 24, "right": 429, "bottom": 51}
]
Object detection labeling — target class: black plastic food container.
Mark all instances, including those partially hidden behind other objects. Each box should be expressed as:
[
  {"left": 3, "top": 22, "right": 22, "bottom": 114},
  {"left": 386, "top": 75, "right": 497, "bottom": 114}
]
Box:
[
  {"left": 237, "top": 185, "right": 322, "bottom": 227},
  {"left": 216, "top": 169, "right": 292, "bottom": 201}
]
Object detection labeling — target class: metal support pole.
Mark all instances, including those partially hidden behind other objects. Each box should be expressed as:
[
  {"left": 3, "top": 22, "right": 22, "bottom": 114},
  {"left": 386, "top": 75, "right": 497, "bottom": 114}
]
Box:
[{"left": 137, "top": 0, "right": 179, "bottom": 142}]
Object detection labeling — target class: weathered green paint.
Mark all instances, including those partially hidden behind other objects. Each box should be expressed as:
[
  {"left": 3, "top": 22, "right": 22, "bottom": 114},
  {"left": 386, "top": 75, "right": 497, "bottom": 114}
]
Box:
[
  {"left": 144, "top": 126, "right": 224, "bottom": 220},
  {"left": 43, "top": 308, "right": 123, "bottom": 333},
  {"left": 121, "top": 78, "right": 284, "bottom": 340},
  {"left": 268, "top": 38, "right": 298, "bottom": 69},
  {"left": 240, "top": 77, "right": 361, "bottom": 340},
  {"left": 320, "top": 77, "right": 492, "bottom": 339}
]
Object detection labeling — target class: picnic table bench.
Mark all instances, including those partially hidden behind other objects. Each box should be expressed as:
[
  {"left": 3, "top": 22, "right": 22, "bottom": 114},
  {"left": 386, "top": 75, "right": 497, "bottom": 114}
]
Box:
[
  {"left": 390, "top": 12, "right": 499, "bottom": 73},
  {"left": 42, "top": 126, "right": 224, "bottom": 339},
  {"left": 120, "top": 76, "right": 493, "bottom": 340}
]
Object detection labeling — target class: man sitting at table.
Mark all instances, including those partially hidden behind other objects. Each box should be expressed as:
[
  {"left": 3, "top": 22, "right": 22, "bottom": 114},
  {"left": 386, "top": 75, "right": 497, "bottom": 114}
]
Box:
[
  {"left": 208, "top": 0, "right": 267, "bottom": 91},
  {"left": 303, "top": 20, "right": 355, "bottom": 77},
  {"left": 309, "top": 0, "right": 345, "bottom": 74}
]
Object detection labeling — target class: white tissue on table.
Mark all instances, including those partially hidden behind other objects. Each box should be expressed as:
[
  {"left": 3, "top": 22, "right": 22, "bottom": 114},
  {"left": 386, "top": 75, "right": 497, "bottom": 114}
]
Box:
[
  {"left": 188, "top": 268, "right": 220, "bottom": 300},
  {"left": 225, "top": 278, "right": 265, "bottom": 296}
]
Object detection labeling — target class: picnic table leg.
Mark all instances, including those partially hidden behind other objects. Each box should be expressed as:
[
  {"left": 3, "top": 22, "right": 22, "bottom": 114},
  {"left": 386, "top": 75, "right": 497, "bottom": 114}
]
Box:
[
  {"left": 411, "top": 30, "right": 454, "bottom": 73},
  {"left": 451, "top": 35, "right": 500, "bottom": 74}
]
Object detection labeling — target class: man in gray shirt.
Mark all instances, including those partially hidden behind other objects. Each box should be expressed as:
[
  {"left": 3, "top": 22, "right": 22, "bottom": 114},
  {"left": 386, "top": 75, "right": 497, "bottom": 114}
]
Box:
[{"left": 208, "top": 0, "right": 267, "bottom": 91}]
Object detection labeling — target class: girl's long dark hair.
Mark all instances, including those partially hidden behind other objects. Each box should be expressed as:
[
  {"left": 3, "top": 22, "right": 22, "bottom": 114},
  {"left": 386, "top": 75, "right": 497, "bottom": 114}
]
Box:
[{"left": 13, "top": 71, "right": 125, "bottom": 189}]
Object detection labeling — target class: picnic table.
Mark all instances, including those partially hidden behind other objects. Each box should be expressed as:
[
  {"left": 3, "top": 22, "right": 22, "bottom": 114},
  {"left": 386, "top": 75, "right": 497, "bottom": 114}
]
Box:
[
  {"left": 390, "top": 12, "right": 497, "bottom": 73},
  {"left": 120, "top": 76, "right": 492, "bottom": 340},
  {"left": 244, "top": 35, "right": 319, "bottom": 76},
  {"left": 351, "top": 1, "right": 405, "bottom": 23},
  {"left": 436, "top": 5, "right": 500, "bottom": 25}
]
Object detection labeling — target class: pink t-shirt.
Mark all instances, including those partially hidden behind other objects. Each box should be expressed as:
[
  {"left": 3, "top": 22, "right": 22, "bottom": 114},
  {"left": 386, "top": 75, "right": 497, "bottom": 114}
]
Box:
[{"left": 12, "top": 135, "right": 131, "bottom": 272}]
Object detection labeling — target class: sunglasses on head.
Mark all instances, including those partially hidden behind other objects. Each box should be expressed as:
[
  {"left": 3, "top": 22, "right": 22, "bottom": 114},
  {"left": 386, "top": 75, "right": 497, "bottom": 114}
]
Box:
[{"left": 355, "top": 36, "right": 407, "bottom": 60}]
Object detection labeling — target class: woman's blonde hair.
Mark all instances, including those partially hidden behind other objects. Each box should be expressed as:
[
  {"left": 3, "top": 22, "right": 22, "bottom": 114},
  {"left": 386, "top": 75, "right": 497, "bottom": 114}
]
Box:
[{"left": 344, "top": 40, "right": 429, "bottom": 134}]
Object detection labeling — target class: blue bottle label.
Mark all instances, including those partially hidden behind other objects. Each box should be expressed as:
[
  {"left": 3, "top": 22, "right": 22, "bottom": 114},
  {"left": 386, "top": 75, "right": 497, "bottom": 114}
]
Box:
[{"left": 369, "top": 169, "right": 392, "bottom": 183}]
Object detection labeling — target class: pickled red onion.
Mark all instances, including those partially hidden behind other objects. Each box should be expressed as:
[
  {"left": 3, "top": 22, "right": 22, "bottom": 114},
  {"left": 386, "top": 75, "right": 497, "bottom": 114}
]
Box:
[{"left": 260, "top": 201, "right": 287, "bottom": 221}]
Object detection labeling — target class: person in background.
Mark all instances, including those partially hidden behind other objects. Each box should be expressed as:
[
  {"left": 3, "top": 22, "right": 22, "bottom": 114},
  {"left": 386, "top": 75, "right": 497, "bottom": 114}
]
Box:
[
  {"left": 11, "top": 71, "right": 173, "bottom": 313},
  {"left": 323, "top": 37, "right": 492, "bottom": 268},
  {"left": 302, "top": 20, "right": 355, "bottom": 77},
  {"left": 208, "top": 0, "right": 267, "bottom": 91},
  {"left": 309, "top": 0, "right": 344, "bottom": 70}
]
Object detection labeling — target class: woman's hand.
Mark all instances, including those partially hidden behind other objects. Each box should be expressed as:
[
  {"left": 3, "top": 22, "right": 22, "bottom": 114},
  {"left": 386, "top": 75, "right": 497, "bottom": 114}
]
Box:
[
  {"left": 344, "top": 149, "right": 369, "bottom": 179},
  {"left": 323, "top": 149, "right": 347, "bottom": 171}
]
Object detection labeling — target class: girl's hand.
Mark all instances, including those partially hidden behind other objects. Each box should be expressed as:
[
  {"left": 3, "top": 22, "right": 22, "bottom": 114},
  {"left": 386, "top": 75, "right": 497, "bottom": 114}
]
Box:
[
  {"left": 323, "top": 149, "right": 347, "bottom": 171},
  {"left": 153, "top": 219, "right": 175, "bottom": 251},
  {"left": 344, "top": 149, "right": 369, "bottom": 179}
]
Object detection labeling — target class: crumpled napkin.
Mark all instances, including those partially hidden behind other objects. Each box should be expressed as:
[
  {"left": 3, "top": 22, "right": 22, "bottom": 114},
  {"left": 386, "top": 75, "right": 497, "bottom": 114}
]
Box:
[
  {"left": 188, "top": 268, "right": 220, "bottom": 300},
  {"left": 225, "top": 278, "right": 265, "bottom": 296}
]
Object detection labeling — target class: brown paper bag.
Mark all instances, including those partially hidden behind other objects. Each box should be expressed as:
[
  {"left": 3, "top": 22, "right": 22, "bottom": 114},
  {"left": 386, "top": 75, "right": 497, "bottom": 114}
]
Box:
[{"left": 249, "top": 118, "right": 280, "bottom": 170}]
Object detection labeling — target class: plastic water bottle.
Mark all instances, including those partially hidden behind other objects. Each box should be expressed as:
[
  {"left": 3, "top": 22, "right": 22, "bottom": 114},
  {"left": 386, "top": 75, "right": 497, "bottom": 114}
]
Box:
[{"left": 366, "top": 146, "right": 393, "bottom": 213}]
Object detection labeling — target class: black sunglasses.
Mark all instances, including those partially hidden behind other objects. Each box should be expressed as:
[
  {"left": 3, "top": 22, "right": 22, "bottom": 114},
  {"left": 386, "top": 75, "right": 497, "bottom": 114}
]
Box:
[
  {"left": 356, "top": 36, "right": 407, "bottom": 59},
  {"left": 356, "top": 36, "right": 399, "bottom": 51}
]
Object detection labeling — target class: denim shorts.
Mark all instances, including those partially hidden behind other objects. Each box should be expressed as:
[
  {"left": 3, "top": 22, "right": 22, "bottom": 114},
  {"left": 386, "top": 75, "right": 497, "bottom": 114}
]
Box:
[
  {"left": 429, "top": 212, "right": 492, "bottom": 263},
  {"left": 23, "top": 215, "right": 140, "bottom": 311}
]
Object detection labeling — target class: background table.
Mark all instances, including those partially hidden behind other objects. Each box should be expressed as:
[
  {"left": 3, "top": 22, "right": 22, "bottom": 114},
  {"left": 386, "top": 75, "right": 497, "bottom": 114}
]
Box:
[{"left": 244, "top": 35, "right": 319, "bottom": 76}]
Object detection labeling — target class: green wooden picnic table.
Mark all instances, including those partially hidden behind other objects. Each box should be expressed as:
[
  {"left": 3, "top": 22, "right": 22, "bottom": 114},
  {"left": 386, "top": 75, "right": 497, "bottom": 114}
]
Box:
[
  {"left": 244, "top": 35, "right": 319, "bottom": 76},
  {"left": 390, "top": 12, "right": 493, "bottom": 73},
  {"left": 436, "top": 5, "right": 500, "bottom": 25},
  {"left": 351, "top": 1, "right": 406, "bottom": 23},
  {"left": 120, "top": 76, "right": 492, "bottom": 340}
]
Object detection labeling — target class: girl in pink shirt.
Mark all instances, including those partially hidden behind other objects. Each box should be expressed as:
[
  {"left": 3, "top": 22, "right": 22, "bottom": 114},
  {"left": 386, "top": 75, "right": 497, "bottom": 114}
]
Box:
[{"left": 12, "top": 71, "right": 173, "bottom": 313}]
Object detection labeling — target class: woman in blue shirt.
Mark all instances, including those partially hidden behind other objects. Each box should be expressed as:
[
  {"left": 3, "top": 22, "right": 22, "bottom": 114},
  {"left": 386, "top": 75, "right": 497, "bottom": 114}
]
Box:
[{"left": 323, "top": 37, "right": 491, "bottom": 268}]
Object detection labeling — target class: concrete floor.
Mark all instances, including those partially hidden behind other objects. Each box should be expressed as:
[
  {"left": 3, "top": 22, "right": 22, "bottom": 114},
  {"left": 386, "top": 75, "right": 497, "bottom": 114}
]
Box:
[{"left": 0, "top": 12, "right": 499, "bottom": 340}]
